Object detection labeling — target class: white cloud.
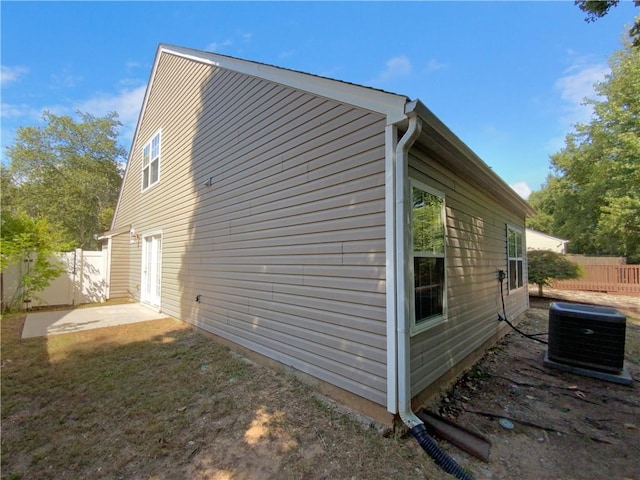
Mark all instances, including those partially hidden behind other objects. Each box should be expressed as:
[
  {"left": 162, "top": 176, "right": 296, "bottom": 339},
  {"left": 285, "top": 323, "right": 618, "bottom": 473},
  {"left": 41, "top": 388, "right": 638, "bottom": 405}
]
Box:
[
  {"left": 483, "top": 124, "right": 509, "bottom": 142},
  {"left": 1, "top": 65, "right": 28, "bottom": 86},
  {"left": 426, "top": 58, "right": 448, "bottom": 71},
  {"left": 1, "top": 74, "right": 146, "bottom": 158},
  {"left": 76, "top": 84, "right": 147, "bottom": 146},
  {"left": 50, "top": 71, "right": 83, "bottom": 89},
  {"left": 545, "top": 134, "right": 566, "bottom": 154},
  {"left": 278, "top": 50, "right": 295, "bottom": 60},
  {"left": 118, "top": 77, "right": 144, "bottom": 87},
  {"left": 205, "top": 32, "right": 252, "bottom": 55},
  {"left": 510, "top": 181, "right": 532, "bottom": 200},
  {"left": 0, "top": 103, "right": 41, "bottom": 119},
  {"left": 554, "top": 60, "right": 608, "bottom": 127},
  {"left": 77, "top": 84, "right": 146, "bottom": 125},
  {"left": 371, "top": 55, "right": 412, "bottom": 85},
  {"left": 206, "top": 39, "right": 233, "bottom": 52},
  {"left": 4, "top": 103, "right": 69, "bottom": 121},
  {"left": 542, "top": 56, "right": 610, "bottom": 155}
]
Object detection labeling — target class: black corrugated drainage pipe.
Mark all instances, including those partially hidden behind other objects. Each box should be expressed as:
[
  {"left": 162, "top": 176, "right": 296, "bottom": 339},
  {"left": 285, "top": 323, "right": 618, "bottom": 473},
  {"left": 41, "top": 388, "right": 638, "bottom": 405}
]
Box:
[{"left": 410, "top": 424, "right": 475, "bottom": 480}]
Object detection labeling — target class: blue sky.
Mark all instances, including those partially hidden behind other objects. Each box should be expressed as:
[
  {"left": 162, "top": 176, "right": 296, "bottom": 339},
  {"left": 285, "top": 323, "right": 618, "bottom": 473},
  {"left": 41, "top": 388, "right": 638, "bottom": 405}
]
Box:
[{"left": 2, "top": 1, "right": 638, "bottom": 198}]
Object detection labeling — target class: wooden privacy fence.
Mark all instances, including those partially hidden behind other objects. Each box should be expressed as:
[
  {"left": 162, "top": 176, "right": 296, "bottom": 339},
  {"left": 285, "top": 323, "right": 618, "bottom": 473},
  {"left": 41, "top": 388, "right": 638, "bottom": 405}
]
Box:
[{"left": 552, "top": 264, "right": 640, "bottom": 296}]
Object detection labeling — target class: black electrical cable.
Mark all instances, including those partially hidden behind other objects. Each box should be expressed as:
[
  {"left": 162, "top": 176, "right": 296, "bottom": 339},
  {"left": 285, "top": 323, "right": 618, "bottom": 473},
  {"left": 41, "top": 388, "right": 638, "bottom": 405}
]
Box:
[{"left": 499, "top": 278, "right": 548, "bottom": 345}]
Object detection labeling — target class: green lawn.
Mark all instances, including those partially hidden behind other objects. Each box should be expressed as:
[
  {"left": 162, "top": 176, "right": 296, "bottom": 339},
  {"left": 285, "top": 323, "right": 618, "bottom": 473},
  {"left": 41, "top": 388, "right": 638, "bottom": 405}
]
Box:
[{"left": 1, "top": 313, "right": 450, "bottom": 480}]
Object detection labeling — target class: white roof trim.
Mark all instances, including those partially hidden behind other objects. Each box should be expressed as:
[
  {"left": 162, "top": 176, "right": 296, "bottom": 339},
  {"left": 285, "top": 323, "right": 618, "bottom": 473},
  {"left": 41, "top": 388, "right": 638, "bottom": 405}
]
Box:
[
  {"left": 112, "top": 44, "right": 532, "bottom": 229},
  {"left": 98, "top": 225, "right": 130, "bottom": 240},
  {"left": 111, "top": 43, "right": 408, "bottom": 229},
  {"left": 160, "top": 44, "right": 408, "bottom": 124}
]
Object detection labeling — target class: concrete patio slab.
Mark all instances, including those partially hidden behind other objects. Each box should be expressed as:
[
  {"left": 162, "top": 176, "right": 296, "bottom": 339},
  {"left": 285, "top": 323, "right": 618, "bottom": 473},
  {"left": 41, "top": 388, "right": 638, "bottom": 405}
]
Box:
[{"left": 22, "top": 304, "right": 169, "bottom": 338}]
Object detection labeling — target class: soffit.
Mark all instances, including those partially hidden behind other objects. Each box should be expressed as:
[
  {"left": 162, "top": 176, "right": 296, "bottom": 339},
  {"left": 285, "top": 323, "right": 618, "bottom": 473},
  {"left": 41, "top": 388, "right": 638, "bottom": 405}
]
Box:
[{"left": 408, "top": 101, "right": 535, "bottom": 217}]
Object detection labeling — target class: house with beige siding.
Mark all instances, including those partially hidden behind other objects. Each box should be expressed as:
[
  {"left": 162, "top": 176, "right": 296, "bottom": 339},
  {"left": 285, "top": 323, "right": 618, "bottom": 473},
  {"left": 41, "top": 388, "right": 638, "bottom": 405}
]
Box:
[
  {"left": 105, "top": 44, "right": 534, "bottom": 426},
  {"left": 526, "top": 228, "right": 569, "bottom": 254}
]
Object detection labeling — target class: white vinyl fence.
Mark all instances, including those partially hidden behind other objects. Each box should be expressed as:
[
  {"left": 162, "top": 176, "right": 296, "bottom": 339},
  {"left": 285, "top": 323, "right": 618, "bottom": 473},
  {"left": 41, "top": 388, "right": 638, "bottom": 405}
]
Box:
[{"left": 1, "top": 249, "right": 106, "bottom": 311}]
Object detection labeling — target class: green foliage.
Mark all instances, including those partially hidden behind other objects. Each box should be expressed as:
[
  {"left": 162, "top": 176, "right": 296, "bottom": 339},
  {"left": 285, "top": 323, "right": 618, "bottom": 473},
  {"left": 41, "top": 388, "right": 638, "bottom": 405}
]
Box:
[
  {"left": 412, "top": 187, "right": 445, "bottom": 254},
  {"left": 0, "top": 210, "right": 71, "bottom": 311},
  {"left": 527, "top": 250, "right": 583, "bottom": 296},
  {"left": 528, "top": 41, "right": 640, "bottom": 261},
  {"left": 575, "top": 2, "right": 640, "bottom": 47},
  {"left": 576, "top": 0, "right": 620, "bottom": 22},
  {"left": 5, "top": 111, "right": 125, "bottom": 249},
  {"left": 527, "top": 176, "right": 562, "bottom": 234}
]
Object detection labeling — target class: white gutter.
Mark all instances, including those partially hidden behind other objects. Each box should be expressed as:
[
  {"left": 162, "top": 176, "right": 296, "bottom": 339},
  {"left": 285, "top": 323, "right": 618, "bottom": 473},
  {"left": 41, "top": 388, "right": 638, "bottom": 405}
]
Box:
[{"left": 395, "top": 113, "right": 423, "bottom": 428}]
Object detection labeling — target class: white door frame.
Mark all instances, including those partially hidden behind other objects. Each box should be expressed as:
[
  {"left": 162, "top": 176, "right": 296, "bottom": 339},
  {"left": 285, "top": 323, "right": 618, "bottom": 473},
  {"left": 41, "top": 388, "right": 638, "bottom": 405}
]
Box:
[{"left": 141, "top": 232, "right": 162, "bottom": 309}]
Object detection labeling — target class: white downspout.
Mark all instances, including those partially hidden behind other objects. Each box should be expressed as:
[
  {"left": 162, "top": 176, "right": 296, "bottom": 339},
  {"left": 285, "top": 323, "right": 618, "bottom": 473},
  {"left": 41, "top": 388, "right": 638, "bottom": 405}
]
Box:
[
  {"left": 388, "top": 104, "right": 475, "bottom": 480},
  {"left": 385, "top": 124, "right": 399, "bottom": 415},
  {"left": 104, "top": 237, "right": 112, "bottom": 301},
  {"left": 395, "top": 114, "right": 423, "bottom": 428}
]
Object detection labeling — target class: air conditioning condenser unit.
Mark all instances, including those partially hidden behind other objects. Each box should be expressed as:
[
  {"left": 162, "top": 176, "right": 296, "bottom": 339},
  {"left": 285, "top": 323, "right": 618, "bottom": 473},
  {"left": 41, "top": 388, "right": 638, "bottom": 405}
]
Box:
[{"left": 544, "top": 302, "right": 633, "bottom": 385}]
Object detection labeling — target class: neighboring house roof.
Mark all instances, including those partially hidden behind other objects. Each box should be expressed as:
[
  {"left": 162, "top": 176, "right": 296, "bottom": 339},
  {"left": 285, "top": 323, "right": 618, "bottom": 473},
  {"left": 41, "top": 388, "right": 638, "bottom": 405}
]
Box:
[
  {"left": 526, "top": 228, "right": 569, "bottom": 243},
  {"left": 113, "top": 44, "right": 534, "bottom": 228},
  {"left": 526, "top": 228, "right": 569, "bottom": 253}
]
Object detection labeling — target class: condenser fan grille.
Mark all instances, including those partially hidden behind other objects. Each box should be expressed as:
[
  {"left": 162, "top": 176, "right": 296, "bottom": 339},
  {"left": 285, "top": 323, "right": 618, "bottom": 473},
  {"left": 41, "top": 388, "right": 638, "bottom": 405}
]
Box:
[{"left": 548, "top": 302, "right": 626, "bottom": 373}]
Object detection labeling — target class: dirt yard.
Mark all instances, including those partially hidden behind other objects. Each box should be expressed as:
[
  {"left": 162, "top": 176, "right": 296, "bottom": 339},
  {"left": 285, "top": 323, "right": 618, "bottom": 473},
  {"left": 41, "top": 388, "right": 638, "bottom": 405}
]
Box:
[
  {"left": 430, "top": 293, "right": 640, "bottom": 480},
  {"left": 1, "top": 291, "right": 638, "bottom": 480}
]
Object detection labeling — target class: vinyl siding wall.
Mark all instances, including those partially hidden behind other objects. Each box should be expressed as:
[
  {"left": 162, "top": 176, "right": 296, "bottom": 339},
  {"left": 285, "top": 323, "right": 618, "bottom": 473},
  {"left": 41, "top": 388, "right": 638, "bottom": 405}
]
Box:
[
  {"left": 112, "top": 53, "right": 389, "bottom": 405},
  {"left": 107, "top": 233, "right": 131, "bottom": 299},
  {"left": 408, "top": 148, "right": 528, "bottom": 396}
]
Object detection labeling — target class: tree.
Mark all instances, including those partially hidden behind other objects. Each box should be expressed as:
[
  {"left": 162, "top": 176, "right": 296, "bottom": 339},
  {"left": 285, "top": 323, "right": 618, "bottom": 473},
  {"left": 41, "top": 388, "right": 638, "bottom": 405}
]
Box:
[
  {"left": 527, "top": 250, "right": 583, "bottom": 296},
  {"left": 5, "top": 111, "right": 125, "bottom": 250},
  {"left": 575, "top": 1, "right": 640, "bottom": 47},
  {"left": 0, "top": 210, "right": 71, "bottom": 311},
  {"left": 527, "top": 176, "right": 562, "bottom": 234},
  {"left": 528, "top": 40, "right": 640, "bottom": 262}
]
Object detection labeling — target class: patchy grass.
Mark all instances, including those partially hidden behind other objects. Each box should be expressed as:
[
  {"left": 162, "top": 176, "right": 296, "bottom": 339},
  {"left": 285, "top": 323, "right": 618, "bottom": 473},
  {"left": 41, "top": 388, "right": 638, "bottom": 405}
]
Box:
[
  {"left": 5, "top": 293, "right": 636, "bottom": 479},
  {"left": 1, "top": 313, "right": 450, "bottom": 480}
]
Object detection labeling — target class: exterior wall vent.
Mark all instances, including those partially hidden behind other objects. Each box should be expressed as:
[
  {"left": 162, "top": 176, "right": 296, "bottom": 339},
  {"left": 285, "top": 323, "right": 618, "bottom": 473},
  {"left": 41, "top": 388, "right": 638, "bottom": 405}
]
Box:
[{"left": 544, "top": 302, "right": 632, "bottom": 385}]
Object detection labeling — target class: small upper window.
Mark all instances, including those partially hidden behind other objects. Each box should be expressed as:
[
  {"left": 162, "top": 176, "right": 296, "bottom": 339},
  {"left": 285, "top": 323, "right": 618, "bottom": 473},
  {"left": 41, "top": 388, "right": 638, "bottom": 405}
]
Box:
[
  {"left": 142, "top": 131, "right": 161, "bottom": 191},
  {"left": 507, "top": 226, "right": 524, "bottom": 290}
]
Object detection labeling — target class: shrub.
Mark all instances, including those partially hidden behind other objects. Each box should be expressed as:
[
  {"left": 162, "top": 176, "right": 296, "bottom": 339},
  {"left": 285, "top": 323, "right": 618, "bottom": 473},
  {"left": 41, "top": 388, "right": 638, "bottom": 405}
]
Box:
[{"left": 527, "top": 250, "right": 582, "bottom": 296}]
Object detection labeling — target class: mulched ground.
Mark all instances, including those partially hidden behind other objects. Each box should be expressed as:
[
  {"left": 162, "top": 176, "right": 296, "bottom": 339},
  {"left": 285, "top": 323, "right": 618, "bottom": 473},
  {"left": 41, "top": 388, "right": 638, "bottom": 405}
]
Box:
[{"left": 428, "top": 291, "right": 640, "bottom": 480}]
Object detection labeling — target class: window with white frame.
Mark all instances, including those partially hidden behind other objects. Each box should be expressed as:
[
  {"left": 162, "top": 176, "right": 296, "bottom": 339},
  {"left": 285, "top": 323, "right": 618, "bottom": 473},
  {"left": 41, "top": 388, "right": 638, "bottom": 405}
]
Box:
[
  {"left": 142, "top": 131, "right": 161, "bottom": 191},
  {"left": 411, "top": 181, "right": 446, "bottom": 333},
  {"left": 507, "top": 226, "right": 524, "bottom": 290}
]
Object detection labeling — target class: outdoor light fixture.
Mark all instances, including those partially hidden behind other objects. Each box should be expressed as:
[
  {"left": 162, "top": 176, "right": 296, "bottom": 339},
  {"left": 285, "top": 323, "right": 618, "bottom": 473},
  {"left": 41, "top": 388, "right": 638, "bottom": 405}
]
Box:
[
  {"left": 203, "top": 177, "right": 214, "bottom": 187},
  {"left": 130, "top": 227, "right": 139, "bottom": 244}
]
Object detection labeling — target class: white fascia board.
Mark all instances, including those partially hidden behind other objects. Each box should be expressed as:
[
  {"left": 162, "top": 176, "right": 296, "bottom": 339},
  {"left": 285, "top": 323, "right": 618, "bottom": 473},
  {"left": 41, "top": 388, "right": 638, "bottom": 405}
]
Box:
[{"left": 160, "top": 44, "right": 408, "bottom": 124}]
